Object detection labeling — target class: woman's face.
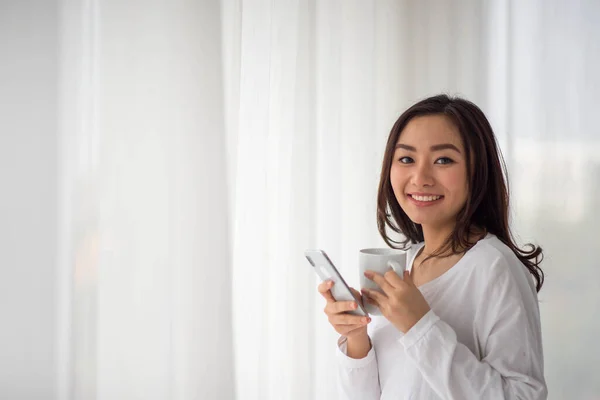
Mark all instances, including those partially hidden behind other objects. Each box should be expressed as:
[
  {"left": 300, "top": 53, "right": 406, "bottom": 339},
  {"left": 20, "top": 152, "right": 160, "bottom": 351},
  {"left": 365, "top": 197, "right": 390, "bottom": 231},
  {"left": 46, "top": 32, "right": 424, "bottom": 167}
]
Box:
[{"left": 390, "top": 114, "right": 469, "bottom": 231}]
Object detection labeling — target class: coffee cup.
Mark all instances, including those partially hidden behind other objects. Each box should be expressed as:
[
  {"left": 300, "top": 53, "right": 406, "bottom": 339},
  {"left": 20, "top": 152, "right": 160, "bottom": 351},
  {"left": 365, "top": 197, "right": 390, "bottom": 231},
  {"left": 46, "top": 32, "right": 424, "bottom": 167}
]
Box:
[{"left": 359, "top": 248, "right": 407, "bottom": 315}]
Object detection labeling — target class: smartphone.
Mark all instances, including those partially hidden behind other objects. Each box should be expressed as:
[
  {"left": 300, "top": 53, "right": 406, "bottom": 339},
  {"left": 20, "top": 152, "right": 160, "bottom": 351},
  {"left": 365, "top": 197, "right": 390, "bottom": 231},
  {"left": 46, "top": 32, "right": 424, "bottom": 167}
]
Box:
[{"left": 305, "top": 249, "right": 368, "bottom": 316}]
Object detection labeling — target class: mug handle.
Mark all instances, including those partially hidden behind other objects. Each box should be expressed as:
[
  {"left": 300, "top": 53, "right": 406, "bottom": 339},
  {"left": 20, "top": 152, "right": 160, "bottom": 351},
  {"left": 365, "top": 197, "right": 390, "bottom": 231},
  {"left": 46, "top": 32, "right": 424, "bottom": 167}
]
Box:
[{"left": 387, "top": 260, "right": 405, "bottom": 279}]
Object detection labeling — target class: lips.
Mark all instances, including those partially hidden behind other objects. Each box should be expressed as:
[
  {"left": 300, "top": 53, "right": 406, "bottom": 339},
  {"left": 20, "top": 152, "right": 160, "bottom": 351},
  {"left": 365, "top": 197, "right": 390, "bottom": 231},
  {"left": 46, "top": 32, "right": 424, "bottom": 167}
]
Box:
[{"left": 407, "top": 193, "right": 444, "bottom": 206}]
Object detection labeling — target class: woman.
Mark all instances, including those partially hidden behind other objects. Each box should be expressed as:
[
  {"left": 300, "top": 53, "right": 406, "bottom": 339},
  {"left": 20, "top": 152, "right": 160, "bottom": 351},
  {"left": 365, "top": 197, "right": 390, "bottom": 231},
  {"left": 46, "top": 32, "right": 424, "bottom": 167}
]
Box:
[{"left": 318, "top": 95, "right": 547, "bottom": 399}]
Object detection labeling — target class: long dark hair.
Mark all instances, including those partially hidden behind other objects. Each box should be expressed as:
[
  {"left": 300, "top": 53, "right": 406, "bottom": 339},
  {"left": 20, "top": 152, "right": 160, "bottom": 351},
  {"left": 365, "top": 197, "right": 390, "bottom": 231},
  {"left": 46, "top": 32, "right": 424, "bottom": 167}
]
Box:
[{"left": 376, "top": 94, "right": 544, "bottom": 292}]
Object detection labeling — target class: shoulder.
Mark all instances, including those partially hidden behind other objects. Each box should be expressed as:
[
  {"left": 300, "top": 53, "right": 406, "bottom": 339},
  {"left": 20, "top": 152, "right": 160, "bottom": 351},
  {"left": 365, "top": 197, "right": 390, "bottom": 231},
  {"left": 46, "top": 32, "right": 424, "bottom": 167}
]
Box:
[
  {"left": 469, "top": 235, "right": 511, "bottom": 266},
  {"left": 467, "top": 236, "right": 543, "bottom": 344},
  {"left": 468, "top": 234, "right": 537, "bottom": 295}
]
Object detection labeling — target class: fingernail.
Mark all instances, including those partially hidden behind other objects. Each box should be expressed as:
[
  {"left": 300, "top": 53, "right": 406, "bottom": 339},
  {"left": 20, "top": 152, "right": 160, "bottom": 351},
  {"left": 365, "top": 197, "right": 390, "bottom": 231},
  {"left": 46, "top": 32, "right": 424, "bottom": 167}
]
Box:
[
  {"left": 352, "top": 302, "right": 357, "bottom": 309},
  {"left": 362, "top": 317, "right": 369, "bottom": 323}
]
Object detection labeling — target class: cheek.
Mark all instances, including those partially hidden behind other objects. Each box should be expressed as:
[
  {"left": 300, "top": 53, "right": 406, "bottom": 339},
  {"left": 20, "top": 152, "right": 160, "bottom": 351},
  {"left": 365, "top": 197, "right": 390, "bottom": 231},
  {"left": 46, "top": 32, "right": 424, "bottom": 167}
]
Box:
[
  {"left": 389, "top": 164, "right": 406, "bottom": 194},
  {"left": 444, "top": 167, "right": 469, "bottom": 201}
]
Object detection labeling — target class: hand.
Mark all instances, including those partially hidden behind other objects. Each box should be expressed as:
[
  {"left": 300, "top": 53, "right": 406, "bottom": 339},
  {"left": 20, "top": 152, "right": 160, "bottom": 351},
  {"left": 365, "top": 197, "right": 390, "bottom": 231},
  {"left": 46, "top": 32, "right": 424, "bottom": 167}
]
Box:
[
  {"left": 317, "top": 280, "right": 372, "bottom": 339},
  {"left": 361, "top": 270, "right": 430, "bottom": 333}
]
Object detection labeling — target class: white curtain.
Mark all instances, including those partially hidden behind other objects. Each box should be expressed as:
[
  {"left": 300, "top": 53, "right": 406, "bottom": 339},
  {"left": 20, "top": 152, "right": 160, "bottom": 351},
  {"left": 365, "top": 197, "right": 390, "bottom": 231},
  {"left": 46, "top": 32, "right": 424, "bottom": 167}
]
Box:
[
  {"left": 58, "top": 0, "right": 233, "bottom": 399},
  {"left": 506, "top": 1, "right": 600, "bottom": 396},
  {"left": 52, "top": 0, "right": 600, "bottom": 399},
  {"left": 223, "top": 1, "right": 502, "bottom": 398},
  {"left": 223, "top": 0, "right": 600, "bottom": 399}
]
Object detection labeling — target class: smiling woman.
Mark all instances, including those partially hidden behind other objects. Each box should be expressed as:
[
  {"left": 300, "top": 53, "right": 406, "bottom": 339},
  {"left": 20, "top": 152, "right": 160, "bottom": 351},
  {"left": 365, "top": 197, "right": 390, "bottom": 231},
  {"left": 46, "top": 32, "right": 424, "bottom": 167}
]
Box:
[{"left": 326, "top": 94, "right": 547, "bottom": 399}]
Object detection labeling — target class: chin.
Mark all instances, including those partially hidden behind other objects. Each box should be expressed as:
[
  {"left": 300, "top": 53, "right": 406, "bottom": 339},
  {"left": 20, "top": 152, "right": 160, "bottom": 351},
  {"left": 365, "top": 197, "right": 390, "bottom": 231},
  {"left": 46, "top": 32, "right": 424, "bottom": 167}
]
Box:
[
  {"left": 405, "top": 212, "right": 444, "bottom": 227},
  {"left": 409, "top": 217, "right": 431, "bottom": 226},
  {"left": 403, "top": 212, "right": 427, "bottom": 225}
]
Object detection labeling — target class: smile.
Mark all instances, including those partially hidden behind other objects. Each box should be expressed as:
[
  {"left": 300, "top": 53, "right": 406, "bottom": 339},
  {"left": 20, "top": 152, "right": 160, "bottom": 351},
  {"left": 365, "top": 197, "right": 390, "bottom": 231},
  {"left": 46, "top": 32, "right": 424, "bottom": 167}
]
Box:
[
  {"left": 407, "top": 194, "right": 444, "bottom": 206},
  {"left": 408, "top": 194, "right": 443, "bottom": 202}
]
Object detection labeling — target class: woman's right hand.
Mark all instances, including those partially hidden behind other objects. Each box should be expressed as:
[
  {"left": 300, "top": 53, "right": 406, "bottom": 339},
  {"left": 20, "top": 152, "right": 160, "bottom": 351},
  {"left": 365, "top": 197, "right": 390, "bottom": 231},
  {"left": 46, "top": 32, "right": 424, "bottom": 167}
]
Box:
[{"left": 318, "top": 280, "right": 371, "bottom": 338}]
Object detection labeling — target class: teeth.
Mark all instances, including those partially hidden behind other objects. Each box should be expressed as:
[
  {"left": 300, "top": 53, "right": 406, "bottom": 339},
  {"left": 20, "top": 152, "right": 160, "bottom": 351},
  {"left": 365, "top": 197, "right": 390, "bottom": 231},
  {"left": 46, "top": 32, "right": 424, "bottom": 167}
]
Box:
[{"left": 412, "top": 195, "right": 442, "bottom": 202}]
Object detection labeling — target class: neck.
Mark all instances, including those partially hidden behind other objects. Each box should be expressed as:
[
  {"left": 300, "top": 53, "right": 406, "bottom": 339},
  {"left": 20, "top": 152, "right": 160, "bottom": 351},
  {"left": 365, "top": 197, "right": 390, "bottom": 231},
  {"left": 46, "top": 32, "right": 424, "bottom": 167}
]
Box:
[{"left": 420, "top": 222, "right": 456, "bottom": 257}]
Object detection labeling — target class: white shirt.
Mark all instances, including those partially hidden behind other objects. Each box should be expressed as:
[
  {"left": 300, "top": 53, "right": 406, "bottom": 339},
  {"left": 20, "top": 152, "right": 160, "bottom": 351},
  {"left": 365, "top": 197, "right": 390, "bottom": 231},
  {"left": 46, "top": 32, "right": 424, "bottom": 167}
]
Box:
[{"left": 336, "top": 234, "right": 547, "bottom": 399}]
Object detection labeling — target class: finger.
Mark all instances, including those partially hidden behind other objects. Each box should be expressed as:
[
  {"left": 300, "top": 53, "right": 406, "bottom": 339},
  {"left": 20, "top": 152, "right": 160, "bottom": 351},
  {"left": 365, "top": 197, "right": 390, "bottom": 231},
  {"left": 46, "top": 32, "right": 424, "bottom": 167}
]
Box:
[
  {"left": 363, "top": 294, "right": 382, "bottom": 315},
  {"left": 317, "top": 280, "right": 332, "bottom": 293},
  {"left": 363, "top": 293, "right": 375, "bottom": 305},
  {"left": 332, "top": 314, "right": 371, "bottom": 326},
  {"left": 363, "top": 293, "right": 377, "bottom": 305},
  {"left": 349, "top": 287, "right": 364, "bottom": 306},
  {"left": 317, "top": 280, "right": 336, "bottom": 303},
  {"left": 363, "top": 296, "right": 380, "bottom": 312},
  {"left": 325, "top": 300, "right": 359, "bottom": 315},
  {"left": 364, "top": 270, "right": 395, "bottom": 294},
  {"left": 384, "top": 269, "right": 405, "bottom": 287},
  {"left": 362, "top": 288, "right": 385, "bottom": 306}
]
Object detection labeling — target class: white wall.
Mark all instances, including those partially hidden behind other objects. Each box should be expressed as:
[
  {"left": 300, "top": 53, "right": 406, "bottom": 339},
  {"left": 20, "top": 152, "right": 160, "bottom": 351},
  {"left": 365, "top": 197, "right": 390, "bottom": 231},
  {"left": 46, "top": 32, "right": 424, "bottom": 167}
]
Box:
[{"left": 0, "top": 1, "right": 58, "bottom": 399}]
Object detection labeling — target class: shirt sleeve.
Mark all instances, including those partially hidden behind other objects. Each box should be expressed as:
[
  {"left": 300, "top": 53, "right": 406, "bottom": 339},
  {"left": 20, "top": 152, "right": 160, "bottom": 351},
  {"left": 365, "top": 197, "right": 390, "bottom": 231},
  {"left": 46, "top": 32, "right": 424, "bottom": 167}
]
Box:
[
  {"left": 335, "top": 335, "right": 381, "bottom": 400},
  {"left": 400, "top": 256, "right": 547, "bottom": 400}
]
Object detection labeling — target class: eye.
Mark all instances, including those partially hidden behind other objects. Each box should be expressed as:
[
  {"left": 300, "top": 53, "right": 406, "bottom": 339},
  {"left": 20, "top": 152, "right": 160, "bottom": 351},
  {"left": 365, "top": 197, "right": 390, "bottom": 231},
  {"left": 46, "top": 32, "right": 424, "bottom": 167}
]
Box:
[
  {"left": 398, "top": 156, "right": 414, "bottom": 164},
  {"left": 435, "top": 157, "right": 454, "bottom": 165}
]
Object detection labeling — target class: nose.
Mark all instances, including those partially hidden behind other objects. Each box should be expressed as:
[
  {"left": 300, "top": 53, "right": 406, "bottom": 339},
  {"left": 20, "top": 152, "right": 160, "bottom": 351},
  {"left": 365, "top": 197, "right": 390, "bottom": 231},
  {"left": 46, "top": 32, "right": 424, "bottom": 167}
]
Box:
[{"left": 410, "top": 161, "right": 435, "bottom": 188}]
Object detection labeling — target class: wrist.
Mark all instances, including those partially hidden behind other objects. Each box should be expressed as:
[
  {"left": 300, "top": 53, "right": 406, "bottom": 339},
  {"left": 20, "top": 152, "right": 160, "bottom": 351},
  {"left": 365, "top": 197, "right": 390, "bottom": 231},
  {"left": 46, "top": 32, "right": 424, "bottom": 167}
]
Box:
[
  {"left": 347, "top": 330, "right": 369, "bottom": 342},
  {"left": 397, "top": 307, "right": 431, "bottom": 334},
  {"left": 345, "top": 331, "right": 371, "bottom": 359}
]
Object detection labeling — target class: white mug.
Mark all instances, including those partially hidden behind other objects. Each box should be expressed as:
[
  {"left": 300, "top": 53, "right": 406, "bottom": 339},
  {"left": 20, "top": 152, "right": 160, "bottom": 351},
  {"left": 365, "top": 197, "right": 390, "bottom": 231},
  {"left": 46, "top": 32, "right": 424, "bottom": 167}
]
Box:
[{"left": 359, "top": 248, "right": 407, "bottom": 315}]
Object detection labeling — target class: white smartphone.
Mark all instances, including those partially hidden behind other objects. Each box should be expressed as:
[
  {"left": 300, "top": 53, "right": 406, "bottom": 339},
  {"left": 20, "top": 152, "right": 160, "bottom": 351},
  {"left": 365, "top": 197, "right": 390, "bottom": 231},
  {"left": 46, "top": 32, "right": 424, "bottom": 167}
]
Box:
[{"left": 305, "top": 249, "right": 368, "bottom": 316}]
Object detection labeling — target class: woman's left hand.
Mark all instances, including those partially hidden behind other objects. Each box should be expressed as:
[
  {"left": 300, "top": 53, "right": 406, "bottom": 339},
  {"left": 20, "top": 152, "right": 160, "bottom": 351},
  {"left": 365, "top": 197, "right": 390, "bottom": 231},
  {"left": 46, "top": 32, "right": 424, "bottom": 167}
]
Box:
[{"left": 362, "top": 270, "right": 431, "bottom": 334}]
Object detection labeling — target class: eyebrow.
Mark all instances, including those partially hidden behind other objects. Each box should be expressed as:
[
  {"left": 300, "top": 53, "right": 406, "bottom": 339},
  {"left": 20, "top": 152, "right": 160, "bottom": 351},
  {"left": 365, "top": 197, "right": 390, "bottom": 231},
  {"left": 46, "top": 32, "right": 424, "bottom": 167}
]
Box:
[{"left": 395, "top": 143, "right": 461, "bottom": 153}]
